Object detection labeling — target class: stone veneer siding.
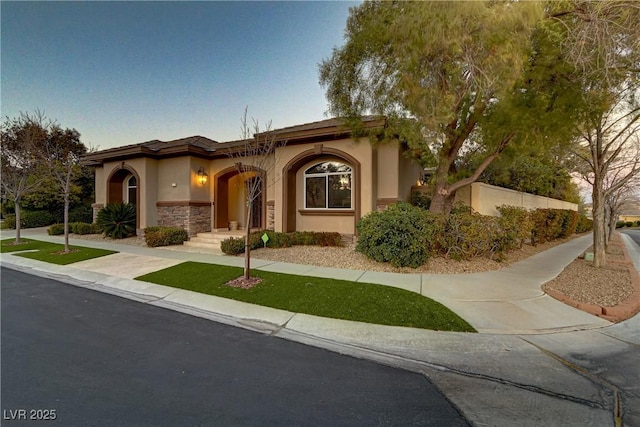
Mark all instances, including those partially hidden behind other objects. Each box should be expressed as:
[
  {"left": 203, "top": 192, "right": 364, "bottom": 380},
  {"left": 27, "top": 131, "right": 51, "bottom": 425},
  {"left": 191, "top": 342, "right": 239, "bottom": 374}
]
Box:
[
  {"left": 266, "top": 200, "right": 275, "bottom": 231},
  {"left": 91, "top": 203, "right": 104, "bottom": 223},
  {"left": 156, "top": 202, "right": 211, "bottom": 236}
]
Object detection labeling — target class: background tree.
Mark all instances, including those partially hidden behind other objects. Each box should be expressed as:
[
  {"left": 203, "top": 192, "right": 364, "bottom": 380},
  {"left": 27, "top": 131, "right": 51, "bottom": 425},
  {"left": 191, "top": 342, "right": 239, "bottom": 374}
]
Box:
[
  {"left": 225, "top": 109, "right": 285, "bottom": 284},
  {"left": 548, "top": 0, "right": 640, "bottom": 267},
  {"left": 604, "top": 173, "right": 640, "bottom": 242},
  {"left": 0, "top": 112, "right": 49, "bottom": 243},
  {"left": 40, "top": 125, "right": 86, "bottom": 252},
  {"left": 319, "top": 1, "right": 553, "bottom": 213}
]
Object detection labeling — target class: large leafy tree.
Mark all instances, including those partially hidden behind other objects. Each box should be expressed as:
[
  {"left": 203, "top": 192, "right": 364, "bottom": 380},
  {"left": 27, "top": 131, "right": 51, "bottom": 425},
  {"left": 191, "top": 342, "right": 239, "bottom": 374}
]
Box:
[
  {"left": 320, "top": 1, "right": 548, "bottom": 213},
  {"left": 40, "top": 125, "right": 86, "bottom": 252}
]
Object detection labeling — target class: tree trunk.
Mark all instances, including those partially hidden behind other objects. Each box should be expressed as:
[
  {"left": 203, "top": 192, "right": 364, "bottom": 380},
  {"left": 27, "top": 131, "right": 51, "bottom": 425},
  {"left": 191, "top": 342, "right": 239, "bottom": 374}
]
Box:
[
  {"left": 592, "top": 186, "right": 607, "bottom": 268},
  {"left": 63, "top": 190, "right": 70, "bottom": 253},
  {"left": 243, "top": 203, "right": 252, "bottom": 280},
  {"left": 14, "top": 196, "right": 22, "bottom": 244},
  {"left": 429, "top": 156, "right": 454, "bottom": 214}
]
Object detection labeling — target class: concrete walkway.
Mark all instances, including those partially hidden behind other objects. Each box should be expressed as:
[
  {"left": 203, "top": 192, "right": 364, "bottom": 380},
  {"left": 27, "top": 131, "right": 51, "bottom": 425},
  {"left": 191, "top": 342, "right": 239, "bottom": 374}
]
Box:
[
  {"left": 2, "top": 228, "right": 639, "bottom": 426},
  {"left": 0, "top": 228, "right": 611, "bottom": 334}
]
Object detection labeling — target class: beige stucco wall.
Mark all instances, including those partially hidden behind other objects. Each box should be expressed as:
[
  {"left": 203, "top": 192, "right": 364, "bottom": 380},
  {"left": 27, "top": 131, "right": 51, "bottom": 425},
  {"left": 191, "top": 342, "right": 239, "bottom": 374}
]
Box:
[
  {"left": 376, "top": 143, "right": 400, "bottom": 200},
  {"left": 93, "top": 135, "right": 417, "bottom": 234},
  {"left": 157, "top": 157, "right": 191, "bottom": 201},
  {"left": 466, "top": 182, "right": 578, "bottom": 216},
  {"left": 274, "top": 137, "right": 375, "bottom": 234},
  {"left": 94, "top": 167, "right": 105, "bottom": 205},
  {"left": 101, "top": 158, "right": 156, "bottom": 229},
  {"left": 398, "top": 152, "right": 423, "bottom": 202}
]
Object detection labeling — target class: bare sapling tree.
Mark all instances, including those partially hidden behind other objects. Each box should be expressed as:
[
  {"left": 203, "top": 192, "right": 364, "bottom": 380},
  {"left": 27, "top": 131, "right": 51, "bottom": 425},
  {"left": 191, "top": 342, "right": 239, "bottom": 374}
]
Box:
[
  {"left": 550, "top": 0, "right": 640, "bottom": 268},
  {"left": 40, "top": 126, "right": 86, "bottom": 253},
  {"left": 605, "top": 173, "right": 639, "bottom": 244},
  {"left": 0, "top": 111, "right": 50, "bottom": 244},
  {"left": 573, "top": 95, "right": 640, "bottom": 267},
  {"left": 226, "top": 108, "right": 286, "bottom": 283}
]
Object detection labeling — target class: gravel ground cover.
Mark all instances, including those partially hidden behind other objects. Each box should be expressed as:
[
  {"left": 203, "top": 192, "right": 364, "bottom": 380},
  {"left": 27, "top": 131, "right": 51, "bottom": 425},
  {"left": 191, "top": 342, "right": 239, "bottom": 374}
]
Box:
[{"left": 543, "top": 235, "right": 634, "bottom": 307}]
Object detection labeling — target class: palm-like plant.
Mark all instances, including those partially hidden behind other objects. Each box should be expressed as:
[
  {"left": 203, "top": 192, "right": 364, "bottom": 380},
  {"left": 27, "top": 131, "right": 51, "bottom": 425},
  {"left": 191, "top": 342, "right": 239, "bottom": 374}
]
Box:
[{"left": 97, "top": 203, "right": 136, "bottom": 239}]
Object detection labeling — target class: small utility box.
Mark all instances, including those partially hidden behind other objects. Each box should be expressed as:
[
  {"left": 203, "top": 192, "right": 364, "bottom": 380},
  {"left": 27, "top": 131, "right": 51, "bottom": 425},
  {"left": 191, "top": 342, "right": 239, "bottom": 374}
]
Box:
[{"left": 583, "top": 252, "right": 594, "bottom": 261}]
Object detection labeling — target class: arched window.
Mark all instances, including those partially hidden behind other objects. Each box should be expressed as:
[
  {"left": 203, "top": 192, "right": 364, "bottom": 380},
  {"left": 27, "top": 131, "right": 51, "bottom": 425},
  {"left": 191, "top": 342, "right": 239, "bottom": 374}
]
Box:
[
  {"left": 125, "top": 175, "right": 137, "bottom": 205},
  {"left": 304, "top": 161, "right": 352, "bottom": 209}
]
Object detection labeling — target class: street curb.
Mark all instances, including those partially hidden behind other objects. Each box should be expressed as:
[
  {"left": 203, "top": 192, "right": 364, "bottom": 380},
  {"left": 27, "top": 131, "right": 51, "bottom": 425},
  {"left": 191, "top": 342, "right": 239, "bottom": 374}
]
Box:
[{"left": 545, "top": 232, "right": 640, "bottom": 323}]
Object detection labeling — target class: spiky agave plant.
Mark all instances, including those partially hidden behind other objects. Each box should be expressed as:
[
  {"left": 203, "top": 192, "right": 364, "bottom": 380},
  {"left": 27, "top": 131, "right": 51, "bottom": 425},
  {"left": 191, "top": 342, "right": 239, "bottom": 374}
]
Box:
[{"left": 97, "top": 203, "right": 136, "bottom": 239}]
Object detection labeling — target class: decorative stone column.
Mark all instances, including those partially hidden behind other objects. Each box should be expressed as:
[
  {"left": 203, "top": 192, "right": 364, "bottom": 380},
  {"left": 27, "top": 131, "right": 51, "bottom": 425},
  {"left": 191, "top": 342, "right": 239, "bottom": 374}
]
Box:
[
  {"left": 266, "top": 200, "right": 275, "bottom": 231},
  {"left": 156, "top": 202, "right": 212, "bottom": 236},
  {"left": 91, "top": 203, "right": 104, "bottom": 223}
]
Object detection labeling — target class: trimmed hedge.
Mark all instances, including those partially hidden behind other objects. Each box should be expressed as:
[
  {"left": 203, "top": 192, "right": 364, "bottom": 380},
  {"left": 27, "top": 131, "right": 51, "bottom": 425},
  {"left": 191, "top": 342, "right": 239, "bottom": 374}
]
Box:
[
  {"left": 497, "top": 205, "right": 533, "bottom": 250},
  {"left": 1, "top": 210, "right": 58, "bottom": 230},
  {"left": 220, "top": 230, "right": 343, "bottom": 256},
  {"left": 48, "top": 223, "right": 65, "bottom": 235},
  {"left": 355, "top": 203, "right": 587, "bottom": 267},
  {"left": 144, "top": 226, "right": 189, "bottom": 247},
  {"left": 71, "top": 222, "right": 102, "bottom": 235},
  {"left": 440, "top": 212, "right": 507, "bottom": 261},
  {"left": 530, "top": 208, "right": 578, "bottom": 245},
  {"left": 575, "top": 214, "right": 593, "bottom": 233}
]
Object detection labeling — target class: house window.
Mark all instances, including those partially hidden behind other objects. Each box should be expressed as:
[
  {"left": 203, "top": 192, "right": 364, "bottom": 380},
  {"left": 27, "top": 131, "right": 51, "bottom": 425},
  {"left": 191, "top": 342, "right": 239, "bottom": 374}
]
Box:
[
  {"left": 125, "top": 175, "right": 137, "bottom": 205},
  {"left": 304, "top": 161, "right": 352, "bottom": 209}
]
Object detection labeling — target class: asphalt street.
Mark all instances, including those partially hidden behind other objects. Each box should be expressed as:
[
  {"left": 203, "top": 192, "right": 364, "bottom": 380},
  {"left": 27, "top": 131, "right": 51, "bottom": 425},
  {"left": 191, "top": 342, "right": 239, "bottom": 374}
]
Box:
[
  {"left": 1, "top": 268, "right": 469, "bottom": 427},
  {"left": 623, "top": 229, "right": 640, "bottom": 246}
]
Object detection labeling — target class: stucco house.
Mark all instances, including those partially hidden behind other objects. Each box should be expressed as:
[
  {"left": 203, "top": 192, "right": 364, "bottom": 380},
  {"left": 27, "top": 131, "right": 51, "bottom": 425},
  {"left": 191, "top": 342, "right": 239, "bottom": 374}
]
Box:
[{"left": 82, "top": 117, "right": 424, "bottom": 237}]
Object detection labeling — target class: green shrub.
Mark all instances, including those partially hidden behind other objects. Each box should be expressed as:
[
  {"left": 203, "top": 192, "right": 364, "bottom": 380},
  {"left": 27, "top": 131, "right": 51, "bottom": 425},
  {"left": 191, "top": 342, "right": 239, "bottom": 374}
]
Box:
[
  {"left": 529, "top": 208, "right": 580, "bottom": 244},
  {"left": 289, "top": 231, "right": 316, "bottom": 246},
  {"left": 576, "top": 215, "right": 593, "bottom": 233},
  {"left": 47, "top": 223, "right": 65, "bottom": 235},
  {"left": 440, "top": 213, "right": 506, "bottom": 261},
  {"left": 356, "top": 202, "right": 443, "bottom": 268},
  {"left": 144, "top": 226, "right": 189, "bottom": 247},
  {"left": 497, "top": 205, "right": 532, "bottom": 249},
  {"left": 68, "top": 206, "right": 93, "bottom": 223},
  {"left": 410, "top": 191, "right": 431, "bottom": 210},
  {"left": 616, "top": 221, "right": 626, "bottom": 229},
  {"left": 221, "top": 230, "right": 344, "bottom": 255},
  {"left": 314, "top": 232, "right": 343, "bottom": 247},
  {"left": 559, "top": 210, "right": 579, "bottom": 238},
  {"left": 221, "top": 237, "right": 246, "bottom": 255},
  {"left": 145, "top": 226, "right": 188, "bottom": 247},
  {"left": 626, "top": 221, "right": 633, "bottom": 228},
  {"left": 635, "top": 221, "right": 640, "bottom": 227},
  {"left": 1, "top": 210, "right": 58, "bottom": 229},
  {"left": 530, "top": 209, "right": 562, "bottom": 245},
  {"left": 97, "top": 203, "right": 136, "bottom": 239},
  {"left": 263, "top": 231, "right": 294, "bottom": 248},
  {"left": 71, "top": 222, "right": 102, "bottom": 235}
]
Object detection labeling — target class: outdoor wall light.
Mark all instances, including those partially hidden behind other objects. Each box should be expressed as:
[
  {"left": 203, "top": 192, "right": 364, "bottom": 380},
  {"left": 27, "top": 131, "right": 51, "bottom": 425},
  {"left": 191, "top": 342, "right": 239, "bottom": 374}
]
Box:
[{"left": 197, "top": 167, "right": 209, "bottom": 185}]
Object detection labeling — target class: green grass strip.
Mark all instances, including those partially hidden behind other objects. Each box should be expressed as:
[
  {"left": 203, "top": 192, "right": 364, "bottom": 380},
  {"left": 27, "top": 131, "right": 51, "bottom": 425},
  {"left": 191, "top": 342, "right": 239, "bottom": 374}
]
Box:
[
  {"left": 1, "top": 238, "right": 117, "bottom": 265},
  {"left": 137, "top": 262, "right": 476, "bottom": 332}
]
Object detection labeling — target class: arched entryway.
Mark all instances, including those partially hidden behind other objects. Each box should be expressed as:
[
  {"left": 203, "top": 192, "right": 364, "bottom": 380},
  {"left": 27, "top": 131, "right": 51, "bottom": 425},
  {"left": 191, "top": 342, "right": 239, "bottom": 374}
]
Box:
[
  {"left": 106, "top": 164, "right": 140, "bottom": 229},
  {"left": 282, "top": 146, "right": 360, "bottom": 233},
  {"left": 214, "top": 166, "right": 266, "bottom": 230}
]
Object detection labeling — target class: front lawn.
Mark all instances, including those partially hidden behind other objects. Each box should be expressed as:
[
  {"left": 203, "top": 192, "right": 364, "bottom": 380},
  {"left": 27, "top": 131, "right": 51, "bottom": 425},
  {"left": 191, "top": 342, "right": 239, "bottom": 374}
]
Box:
[
  {"left": 1, "top": 238, "right": 116, "bottom": 265},
  {"left": 137, "top": 262, "right": 476, "bottom": 332}
]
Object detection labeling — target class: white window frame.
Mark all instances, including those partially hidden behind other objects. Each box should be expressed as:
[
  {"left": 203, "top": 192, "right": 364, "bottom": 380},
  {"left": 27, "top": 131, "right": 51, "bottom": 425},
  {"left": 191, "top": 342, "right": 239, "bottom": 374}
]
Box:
[
  {"left": 303, "top": 161, "right": 352, "bottom": 210},
  {"left": 124, "top": 175, "right": 137, "bottom": 204}
]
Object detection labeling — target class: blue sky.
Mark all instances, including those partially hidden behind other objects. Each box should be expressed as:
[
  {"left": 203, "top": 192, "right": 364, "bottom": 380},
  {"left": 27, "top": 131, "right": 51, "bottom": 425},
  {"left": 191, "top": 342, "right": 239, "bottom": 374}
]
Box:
[{"left": 1, "top": 1, "right": 358, "bottom": 150}]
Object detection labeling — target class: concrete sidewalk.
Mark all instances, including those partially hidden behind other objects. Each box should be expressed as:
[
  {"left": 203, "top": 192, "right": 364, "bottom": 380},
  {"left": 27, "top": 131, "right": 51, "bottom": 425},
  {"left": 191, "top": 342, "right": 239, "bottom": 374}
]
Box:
[
  {"left": 0, "top": 228, "right": 612, "bottom": 333},
  {"left": 2, "top": 228, "right": 639, "bottom": 426}
]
